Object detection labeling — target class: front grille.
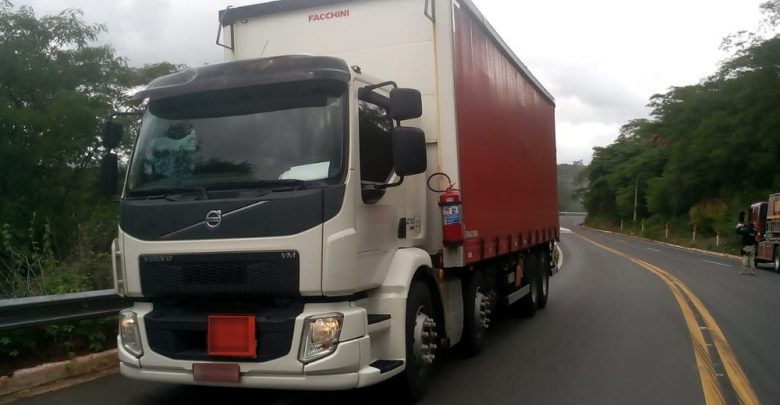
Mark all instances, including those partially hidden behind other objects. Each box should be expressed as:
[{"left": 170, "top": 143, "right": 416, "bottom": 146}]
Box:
[
  {"left": 139, "top": 252, "right": 299, "bottom": 298},
  {"left": 181, "top": 263, "right": 248, "bottom": 285},
  {"left": 144, "top": 301, "right": 301, "bottom": 362}
]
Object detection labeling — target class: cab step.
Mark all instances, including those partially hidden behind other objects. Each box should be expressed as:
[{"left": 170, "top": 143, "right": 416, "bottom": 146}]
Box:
[{"left": 369, "top": 359, "right": 404, "bottom": 374}]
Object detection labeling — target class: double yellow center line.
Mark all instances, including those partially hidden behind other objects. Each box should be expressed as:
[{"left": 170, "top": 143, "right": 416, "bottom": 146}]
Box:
[{"left": 577, "top": 234, "right": 760, "bottom": 405}]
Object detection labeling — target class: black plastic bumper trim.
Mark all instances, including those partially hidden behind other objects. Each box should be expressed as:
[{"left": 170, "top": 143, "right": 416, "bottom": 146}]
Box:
[
  {"left": 367, "top": 314, "right": 391, "bottom": 325},
  {"left": 370, "top": 359, "right": 404, "bottom": 374}
]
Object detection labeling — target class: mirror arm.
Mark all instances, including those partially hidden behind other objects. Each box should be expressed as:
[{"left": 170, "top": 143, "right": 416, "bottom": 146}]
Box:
[
  {"left": 377, "top": 176, "right": 404, "bottom": 190},
  {"left": 363, "top": 81, "right": 398, "bottom": 92}
]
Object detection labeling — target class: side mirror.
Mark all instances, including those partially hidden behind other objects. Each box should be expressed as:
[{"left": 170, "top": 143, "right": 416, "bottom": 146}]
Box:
[
  {"left": 393, "top": 127, "right": 427, "bottom": 176},
  {"left": 390, "top": 88, "right": 422, "bottom": 121},
  {"left": 101, "top": 153, "right": 118, "bottom": 197},
  {"left": 738, "top": 210, "right": 745, "bottom": 223},
  {"left": 102, "top": 121, "right": 125, "bottom": 149}
]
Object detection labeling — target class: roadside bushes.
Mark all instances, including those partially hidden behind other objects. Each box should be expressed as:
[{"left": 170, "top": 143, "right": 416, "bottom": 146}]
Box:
[
  {"left": 0, "top": 210, "right": 114, "bottom": 299},
  {"left": 0, "top": 317, "right": 116, "bottom": 377}
]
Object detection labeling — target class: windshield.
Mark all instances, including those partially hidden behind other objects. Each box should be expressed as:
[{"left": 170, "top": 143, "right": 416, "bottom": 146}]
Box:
[{"left": 126, "top": 80, "right": 346, "bottom": 193}]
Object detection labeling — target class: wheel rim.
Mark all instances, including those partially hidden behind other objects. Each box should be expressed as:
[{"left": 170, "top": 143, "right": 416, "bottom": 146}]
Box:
[
  {"left": 412, "top": 309, "right": 437, "bottom": 371},
  {"left": 474, "top": 288, "right": 490, "bottom": 332},
  {"left": 775, "top": 250, "right": 779, "bottom": 272}
]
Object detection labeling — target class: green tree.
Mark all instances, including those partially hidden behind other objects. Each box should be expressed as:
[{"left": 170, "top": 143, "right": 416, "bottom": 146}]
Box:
[
  {"left": 583, "top": 0, "right": 780, "bottom": 238},
  {"left": 0, "top": 2, "right": 180, "bottom": 297}
]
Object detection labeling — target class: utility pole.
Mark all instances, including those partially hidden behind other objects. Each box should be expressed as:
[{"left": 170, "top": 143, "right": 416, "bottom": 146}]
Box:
[{"left": 633, "top": 176, "right": 638, "bottom": 223}]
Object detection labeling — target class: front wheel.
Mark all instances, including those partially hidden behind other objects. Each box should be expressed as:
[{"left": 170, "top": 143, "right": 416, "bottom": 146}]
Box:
[{"left": 398, "top": 280, "right": 439, "bottom": 401}]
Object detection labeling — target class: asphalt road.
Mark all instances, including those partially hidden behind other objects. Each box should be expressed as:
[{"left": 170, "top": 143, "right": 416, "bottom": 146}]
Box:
[{"left": 15, "top": 216, "right": 780, "bottom": 404}]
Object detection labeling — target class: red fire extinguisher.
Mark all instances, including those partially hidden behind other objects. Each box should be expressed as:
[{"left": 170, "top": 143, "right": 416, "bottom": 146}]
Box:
[
  {"left": 440, "top": 188, "right": 463, "bottom": 246},
  {"left": 429, "top": 173, "right": 463, "bottom": 247}
]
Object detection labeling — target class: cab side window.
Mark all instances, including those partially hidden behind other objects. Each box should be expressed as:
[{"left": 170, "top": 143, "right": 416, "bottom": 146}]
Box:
[{"left": 358, "top": 99, "right": 394, "bottom": 185}]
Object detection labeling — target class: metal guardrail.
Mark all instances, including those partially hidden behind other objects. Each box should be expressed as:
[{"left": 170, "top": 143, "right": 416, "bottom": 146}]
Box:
[
  {"left": 0, "top": 289, "right": 129, "bottom": 332},
  {"left": 560, "top": 211, "right": 587, "bottom": 216}
]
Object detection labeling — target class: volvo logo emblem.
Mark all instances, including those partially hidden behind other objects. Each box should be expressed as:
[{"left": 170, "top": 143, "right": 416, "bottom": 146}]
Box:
[{"left": 205, "top": 210, "right": 222, "bottom": 228}]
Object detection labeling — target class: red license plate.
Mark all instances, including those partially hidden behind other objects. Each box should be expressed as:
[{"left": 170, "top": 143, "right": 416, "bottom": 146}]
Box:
[
  {"left": 193, "top": 363, "right": 240, "bottom": 383},
  {"left": 207, "top": 315, "right": 256, "bottom": 357}
]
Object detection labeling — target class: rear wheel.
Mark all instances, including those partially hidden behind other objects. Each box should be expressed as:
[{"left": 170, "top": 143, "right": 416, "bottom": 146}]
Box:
[
  {"left": 398, "top": 280, "right": 438, "bottom": 401},
  {"left": 514, "top": 254, "right": 539, "bottom": 317},
  {"left": 774, "top": 246, "right": 780, "bottom": 272},
  {"left": 537, "top": 251, "right": 551, "bottom": 309},
  {"left": 462, "top": 269, "right": 489, "bottom": 356}
]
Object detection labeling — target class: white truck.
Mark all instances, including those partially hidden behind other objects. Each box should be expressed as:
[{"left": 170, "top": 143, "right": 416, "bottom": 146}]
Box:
[{"left": 103, "top": 0, "right": 558, "bottom": 399}]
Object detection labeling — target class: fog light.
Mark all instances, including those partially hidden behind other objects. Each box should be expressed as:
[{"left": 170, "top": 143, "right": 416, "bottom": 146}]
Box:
[
  {"left": 298, "top": 313, "right": 343, "bottom": 363},
  {"left": 119, "top": 310, "right": 143, "bottom": 358}
]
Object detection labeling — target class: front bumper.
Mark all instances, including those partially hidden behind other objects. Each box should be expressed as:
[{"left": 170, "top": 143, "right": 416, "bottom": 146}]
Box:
[{"left": 118, "top": 301, "right": 402, "bottom": 389}]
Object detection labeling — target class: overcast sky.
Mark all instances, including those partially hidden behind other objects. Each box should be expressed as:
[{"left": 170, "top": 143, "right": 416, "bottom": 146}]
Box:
[{"left": 18, "top": 0, "right": 768, "bottom": 163}]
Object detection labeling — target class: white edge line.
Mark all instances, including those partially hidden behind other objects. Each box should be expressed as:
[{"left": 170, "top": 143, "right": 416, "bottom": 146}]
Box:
[
  {"left": 581, "top": 225, "right": 741, "bottom": 260},
  {"left": 702, "top": 259, "right": 732, "bottom": 267}
]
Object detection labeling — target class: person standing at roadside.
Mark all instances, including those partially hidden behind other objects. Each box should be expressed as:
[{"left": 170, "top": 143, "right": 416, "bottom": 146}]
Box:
[{"left": 735, "top": 222, "right": 758, "bottom": 275}]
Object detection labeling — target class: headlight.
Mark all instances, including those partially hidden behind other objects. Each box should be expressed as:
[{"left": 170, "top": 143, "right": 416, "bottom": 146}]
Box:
[
  {"left": 119, "top": 310, "right": 143, "bottom": 358},
  {"left": 298, "top": 313, "right": 343, "bottom": 363}
]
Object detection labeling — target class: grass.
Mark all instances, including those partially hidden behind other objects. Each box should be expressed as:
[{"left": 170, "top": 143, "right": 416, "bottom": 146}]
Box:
[{"left": 584, "top": 217, "right": 741, "bottom": 256}]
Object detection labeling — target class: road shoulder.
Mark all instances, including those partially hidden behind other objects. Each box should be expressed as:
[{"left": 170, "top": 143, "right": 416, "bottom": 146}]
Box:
[
  {"left": 581, "top": 225, "right": 740, "bottom": 260},
  {"left": 0, "top": 349, "right": 117, "bottom": 404}
]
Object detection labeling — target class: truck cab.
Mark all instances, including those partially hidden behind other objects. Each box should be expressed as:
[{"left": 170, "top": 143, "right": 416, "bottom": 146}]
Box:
[
  {"left": 109, "top": 55, "right": 431, "bottom": 390},
  {"left": 754, "top": 194, "right": 780, "bottom": 271},
  {"left": 749, "top": 201, "right": 768, "bottom": 241}
]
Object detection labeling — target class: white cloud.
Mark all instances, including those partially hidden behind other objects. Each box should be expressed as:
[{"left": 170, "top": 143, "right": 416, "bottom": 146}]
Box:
[
  {"left": 473, "top": 0, "right": 765, "bottom": 163},
  {"left": 17, "top": 0, "right": 768, "bottom": 164},
  {"left": 557, "top": 121, "right": 620, "bottom": 164}
]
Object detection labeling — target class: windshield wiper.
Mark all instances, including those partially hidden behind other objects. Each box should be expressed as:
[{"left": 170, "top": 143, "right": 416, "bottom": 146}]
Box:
[
  {"left": 207, "top": 179, "right": 306, "bottom": 192},
  {"left": 125, "top": 186, "right": 209, "bottom": 201}
]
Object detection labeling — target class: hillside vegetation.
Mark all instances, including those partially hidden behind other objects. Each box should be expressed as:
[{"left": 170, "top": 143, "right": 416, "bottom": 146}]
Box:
[
  {"left": 557, "top": 161, "right": 587, "bottom": 212},
  {"left": 582, "top": 0, "right": 780, "bottom": 250}
]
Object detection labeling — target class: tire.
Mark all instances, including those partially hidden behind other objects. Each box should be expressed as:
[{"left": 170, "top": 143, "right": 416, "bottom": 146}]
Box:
[
  {"left": 537, "top": 250, "right": 551, "bottom": 310},
  {"left": 514, "top": 254, "right": 539, "bottom": 317},
  {"left": 461, "top": 269, "right": 488, "bottom": 356},
  {"left": 397, "top": 280, "right": 438, "bottom": 402},
  {"left": 774, "top": 246, "right": 780, "bottom": 273}
]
